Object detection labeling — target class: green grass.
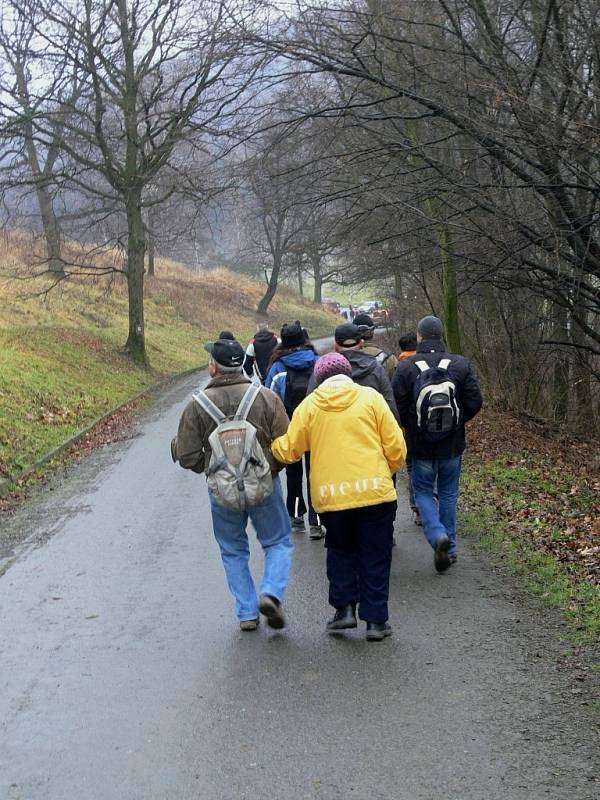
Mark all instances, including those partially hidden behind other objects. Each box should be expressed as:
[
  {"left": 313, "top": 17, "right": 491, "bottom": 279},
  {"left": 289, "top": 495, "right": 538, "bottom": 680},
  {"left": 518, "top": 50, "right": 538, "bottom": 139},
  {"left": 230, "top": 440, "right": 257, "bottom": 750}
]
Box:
[
  {"left": 461, "top": 461, "right": 600, "bottom": 646},
  {"left": 0, "top": 256, "right": 336, "bottom": 484}
]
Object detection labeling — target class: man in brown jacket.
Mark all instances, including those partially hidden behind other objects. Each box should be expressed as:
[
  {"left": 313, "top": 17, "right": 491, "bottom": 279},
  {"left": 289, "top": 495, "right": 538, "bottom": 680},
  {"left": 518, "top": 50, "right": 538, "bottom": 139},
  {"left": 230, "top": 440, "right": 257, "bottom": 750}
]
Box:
[{"left": 172, "top": 337, "right": 293, "bottom": 632}]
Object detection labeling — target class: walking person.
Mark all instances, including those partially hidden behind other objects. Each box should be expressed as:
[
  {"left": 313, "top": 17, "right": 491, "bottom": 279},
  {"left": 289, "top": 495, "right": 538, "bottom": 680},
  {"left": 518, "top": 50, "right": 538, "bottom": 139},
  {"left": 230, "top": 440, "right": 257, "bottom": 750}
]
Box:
[
  {"left": 264, "top": 322, "right": 324, "bottom": 539},
  {"left": 307, "top": 323, "right": 399, "bottom": 421},
  {"left": 397, "top": 332, "right": 417, "bottom": 361},
  {"left": 243, "top": 323, "right": 278, "bottom": 384},
  {"left": 272, "top": 353, "right": 406, "bottom": 641},
  {"left": 171, "top": 336, "right": 293, "bottom": 631},
  {"left": 397, "top": 331, "right": 419, "bottom": 523},
  {"left": 353, "top": 312, "right": 398, "bottom": 381},
  {"left": 392, "top": 316, "right": 483, "bottom": 572}
]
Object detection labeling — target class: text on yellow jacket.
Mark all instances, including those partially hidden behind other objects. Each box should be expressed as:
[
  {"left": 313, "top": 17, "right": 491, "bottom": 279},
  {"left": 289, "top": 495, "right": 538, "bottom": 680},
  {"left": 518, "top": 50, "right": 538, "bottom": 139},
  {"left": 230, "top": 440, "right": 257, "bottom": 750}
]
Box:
[{"left": 271, "top": 375, "right": 406, "bottom": 513}]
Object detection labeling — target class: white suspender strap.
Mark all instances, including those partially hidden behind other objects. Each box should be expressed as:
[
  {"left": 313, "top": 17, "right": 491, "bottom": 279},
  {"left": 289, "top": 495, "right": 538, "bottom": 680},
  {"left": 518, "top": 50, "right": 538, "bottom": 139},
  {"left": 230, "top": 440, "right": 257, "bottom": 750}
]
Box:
[
  {"left": 415, "top": 360, "right": 429, "bottom": 373},
  {"left": 193, "top": 390, "right": 226, "bottom": 424},
  {"left": 438, "top": 358, "right": 451, "bottom": 370},
  {"left": 235, "top": 383, "right": 261, "bottom": 421}
]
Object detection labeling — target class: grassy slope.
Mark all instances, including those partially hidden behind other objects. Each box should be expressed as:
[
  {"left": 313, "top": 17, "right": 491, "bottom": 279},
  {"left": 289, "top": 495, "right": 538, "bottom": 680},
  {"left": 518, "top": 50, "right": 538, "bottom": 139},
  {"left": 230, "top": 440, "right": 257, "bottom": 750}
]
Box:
[
  {"left": 460, "top": 409, "right": 600, "bottom": 646},
  {"left": 0, "top": 237, "right": 338, "bottom": 482}
]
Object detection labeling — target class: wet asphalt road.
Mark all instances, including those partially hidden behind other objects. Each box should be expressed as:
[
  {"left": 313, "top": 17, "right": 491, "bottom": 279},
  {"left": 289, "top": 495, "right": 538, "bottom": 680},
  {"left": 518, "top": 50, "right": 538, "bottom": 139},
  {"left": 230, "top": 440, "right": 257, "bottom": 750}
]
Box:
[{"left": 0, "top": 370, "right": 598, "bottom": 800}]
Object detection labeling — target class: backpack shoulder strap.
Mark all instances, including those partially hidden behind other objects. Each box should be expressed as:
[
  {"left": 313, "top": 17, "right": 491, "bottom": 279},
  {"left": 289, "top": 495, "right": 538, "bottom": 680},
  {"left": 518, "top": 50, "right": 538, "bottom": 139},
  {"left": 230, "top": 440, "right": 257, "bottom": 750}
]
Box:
[
  {"left": 438, "top": 358, "right": 451, "bottom": 370},
  {"left": 193, "top": 390, "right": 227, "bottom": 424},
  {"left": 235, "top": 383, "right": 261, "bottom": 421},
  {"left": 415, "top": 360, "right": 429, "bottom": 373}
]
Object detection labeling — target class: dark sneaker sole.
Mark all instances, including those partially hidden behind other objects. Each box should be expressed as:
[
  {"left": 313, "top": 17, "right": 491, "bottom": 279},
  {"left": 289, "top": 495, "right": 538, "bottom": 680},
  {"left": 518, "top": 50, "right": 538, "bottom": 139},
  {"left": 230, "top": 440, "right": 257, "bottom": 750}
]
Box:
[
  {"left": 239, "top": 619, "right": 259, "bottom": 632},
  {"left": 326, "top": 620, "right": 357, "bottom": 634},
  {"left": 258, "top": 595, "right": 286, "bottom": 629},
  {"left": 366, "top": 627, "right": 392, "bottom": 641},
  {"left": 434, "top": 536, "right": 451, "bottom": 573}
]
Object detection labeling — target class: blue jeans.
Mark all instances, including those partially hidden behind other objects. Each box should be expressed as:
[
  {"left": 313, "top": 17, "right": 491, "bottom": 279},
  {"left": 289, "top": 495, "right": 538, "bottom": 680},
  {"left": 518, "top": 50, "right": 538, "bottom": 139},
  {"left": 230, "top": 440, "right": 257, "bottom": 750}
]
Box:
[
  {"left": 209, "top": 477, "right": 293, "bottom": 621},
  {"left": 406, "top": 455, "right": 416, "bottom": 511},
  {"left": 411, "top": 457, "right": 461, "bottom": 557}
]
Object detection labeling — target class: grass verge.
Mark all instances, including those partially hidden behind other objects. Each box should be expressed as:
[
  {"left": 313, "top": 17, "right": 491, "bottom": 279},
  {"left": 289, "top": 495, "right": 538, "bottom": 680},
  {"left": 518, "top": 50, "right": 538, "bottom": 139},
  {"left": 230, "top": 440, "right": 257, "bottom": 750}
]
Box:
[
  {"left": 460, "top": 412, "right": 600, "bottom": 648},
  {"left": 0, "top": 236, "right": 338, "bottom": 487}
]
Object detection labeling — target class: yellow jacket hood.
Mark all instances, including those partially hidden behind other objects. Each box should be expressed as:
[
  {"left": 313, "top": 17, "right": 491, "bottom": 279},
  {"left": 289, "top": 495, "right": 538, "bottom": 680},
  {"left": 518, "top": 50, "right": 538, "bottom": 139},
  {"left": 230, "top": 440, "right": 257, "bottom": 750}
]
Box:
[{"left": 272, "top": 377, "right": 406, "bottom": 513}]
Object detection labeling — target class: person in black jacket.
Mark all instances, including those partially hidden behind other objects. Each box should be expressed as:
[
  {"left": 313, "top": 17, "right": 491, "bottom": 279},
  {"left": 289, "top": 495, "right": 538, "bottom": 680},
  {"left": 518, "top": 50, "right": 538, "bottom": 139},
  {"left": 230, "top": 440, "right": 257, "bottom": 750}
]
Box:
[
  {"left": 392, "top": 316, "right": 482, "bottom": 572},
  {"left": 307, "top": 323, "right": 399, "bottom": 421},
  {"left": 243, "top": 323, "right": 278, "bottom": 383}
]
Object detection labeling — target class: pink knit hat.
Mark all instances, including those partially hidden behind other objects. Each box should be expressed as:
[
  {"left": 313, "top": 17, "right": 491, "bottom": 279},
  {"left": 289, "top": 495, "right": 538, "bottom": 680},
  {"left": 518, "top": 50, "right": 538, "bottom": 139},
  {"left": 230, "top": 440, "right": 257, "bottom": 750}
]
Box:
[{"left": 313, "top": 352, "right": 353, "bottom": 385}]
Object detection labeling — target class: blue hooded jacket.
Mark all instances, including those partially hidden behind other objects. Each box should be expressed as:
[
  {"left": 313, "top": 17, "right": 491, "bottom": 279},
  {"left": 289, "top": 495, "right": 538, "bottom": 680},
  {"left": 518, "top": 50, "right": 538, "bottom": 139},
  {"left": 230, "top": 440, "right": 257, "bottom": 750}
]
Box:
[{"left": 264, "top": 348, "right": 318, "bottom": 406}]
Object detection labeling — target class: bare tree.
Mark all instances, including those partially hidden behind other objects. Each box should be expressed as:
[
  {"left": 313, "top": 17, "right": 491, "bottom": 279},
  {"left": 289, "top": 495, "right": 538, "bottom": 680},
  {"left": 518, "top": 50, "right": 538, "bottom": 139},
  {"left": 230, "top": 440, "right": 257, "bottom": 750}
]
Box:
[{"left": 8, "top": 0, "right": 266, "bottom": 362}]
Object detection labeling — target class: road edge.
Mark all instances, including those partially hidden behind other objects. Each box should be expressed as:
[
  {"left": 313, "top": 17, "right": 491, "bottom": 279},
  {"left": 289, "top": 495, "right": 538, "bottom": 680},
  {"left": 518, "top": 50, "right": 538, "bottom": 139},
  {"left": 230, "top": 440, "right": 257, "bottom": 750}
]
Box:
[{"left": 0, "top": 363, "right": 206, "bottom": 498}]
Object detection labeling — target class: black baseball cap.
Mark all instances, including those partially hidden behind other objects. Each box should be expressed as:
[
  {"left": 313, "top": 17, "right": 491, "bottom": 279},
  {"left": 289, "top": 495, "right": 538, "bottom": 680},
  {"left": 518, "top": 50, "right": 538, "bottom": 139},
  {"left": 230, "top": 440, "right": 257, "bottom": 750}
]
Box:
[
  {"left": 204, "top": 338, "right": 245, "bottom": 367},
  {"left": 334, "top": 323, "right": 363, "bottom": 346},
  {"left": 353, "top": 313, "right": 375, "bottom": 330}
]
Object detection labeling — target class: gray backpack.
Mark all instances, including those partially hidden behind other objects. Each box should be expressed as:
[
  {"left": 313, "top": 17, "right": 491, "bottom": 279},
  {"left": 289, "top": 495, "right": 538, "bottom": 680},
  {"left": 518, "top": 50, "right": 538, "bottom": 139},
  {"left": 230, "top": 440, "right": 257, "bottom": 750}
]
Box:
[{"left": 193, "top": 384, "right": 273, "bottom": 511}]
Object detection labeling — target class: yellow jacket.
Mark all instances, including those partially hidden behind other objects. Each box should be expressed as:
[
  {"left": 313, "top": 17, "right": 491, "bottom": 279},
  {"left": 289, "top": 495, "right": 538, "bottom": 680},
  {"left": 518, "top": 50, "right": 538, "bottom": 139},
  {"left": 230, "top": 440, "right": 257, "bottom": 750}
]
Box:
[{"left": 272, "top": 375, "right": 406, "bottom": 512}]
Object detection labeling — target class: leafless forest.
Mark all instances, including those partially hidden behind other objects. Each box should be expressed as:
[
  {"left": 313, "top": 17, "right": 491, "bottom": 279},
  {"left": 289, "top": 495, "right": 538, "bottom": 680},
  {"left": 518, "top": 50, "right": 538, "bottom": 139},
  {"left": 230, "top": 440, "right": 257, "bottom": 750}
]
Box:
[{"left": 0, "top": 0, "right": 598, "bottom": 431}]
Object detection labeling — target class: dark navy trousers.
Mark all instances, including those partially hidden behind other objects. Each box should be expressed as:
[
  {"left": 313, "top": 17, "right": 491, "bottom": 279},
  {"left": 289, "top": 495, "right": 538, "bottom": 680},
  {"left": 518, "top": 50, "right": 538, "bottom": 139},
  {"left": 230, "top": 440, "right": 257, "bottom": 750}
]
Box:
[{"left": 321, "top": 501, "right": 396, "bottom": 624}]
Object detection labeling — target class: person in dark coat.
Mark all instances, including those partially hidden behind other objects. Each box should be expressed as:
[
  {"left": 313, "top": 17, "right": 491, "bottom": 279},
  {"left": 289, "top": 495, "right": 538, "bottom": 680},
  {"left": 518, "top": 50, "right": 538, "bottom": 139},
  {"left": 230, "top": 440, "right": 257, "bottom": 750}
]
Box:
[
  {"left": 307, "top": 323, "right": 399, "bottom": 422},
  {"left": 392, "top": 316, "right": 482, "bottom": 572},
  {"left": 243, "top": 323, "right": 278, "bottom": 383}
]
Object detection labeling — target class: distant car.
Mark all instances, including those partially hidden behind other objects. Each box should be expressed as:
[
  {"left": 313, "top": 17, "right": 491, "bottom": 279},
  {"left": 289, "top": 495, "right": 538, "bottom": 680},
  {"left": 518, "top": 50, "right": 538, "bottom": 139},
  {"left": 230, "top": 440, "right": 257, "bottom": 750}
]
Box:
[{"left": 357, "top": 300, "right": 389, "bottom": 325}]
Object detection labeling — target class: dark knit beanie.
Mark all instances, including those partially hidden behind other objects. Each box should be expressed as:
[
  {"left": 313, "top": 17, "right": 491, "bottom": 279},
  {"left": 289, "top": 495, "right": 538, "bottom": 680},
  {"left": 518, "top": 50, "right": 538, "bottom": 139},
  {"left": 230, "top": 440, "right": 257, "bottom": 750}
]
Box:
[
  {"left": 417, "top": 315, "right": 444, "bottom": 339},
  {"left": 280, "top": 322, "right": 306, "bottom": 348}
]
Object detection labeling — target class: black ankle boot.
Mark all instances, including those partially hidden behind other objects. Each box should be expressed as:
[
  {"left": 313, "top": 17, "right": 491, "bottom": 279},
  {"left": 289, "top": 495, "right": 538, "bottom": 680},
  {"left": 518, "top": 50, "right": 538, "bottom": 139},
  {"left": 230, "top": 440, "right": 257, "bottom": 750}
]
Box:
[
  {"left": 326, "top": 604, "right": 357, "bottom": 632},
  {"left": 366, "top": 622, "right": 392, "bottom": 641}
]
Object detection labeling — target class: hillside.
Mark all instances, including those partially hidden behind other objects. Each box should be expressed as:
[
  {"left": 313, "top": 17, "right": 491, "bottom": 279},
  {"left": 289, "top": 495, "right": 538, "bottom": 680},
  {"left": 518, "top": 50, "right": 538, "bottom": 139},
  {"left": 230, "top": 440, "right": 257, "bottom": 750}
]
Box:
[{"left": 0, "top": 234, "right": 338, "bottom": 485}]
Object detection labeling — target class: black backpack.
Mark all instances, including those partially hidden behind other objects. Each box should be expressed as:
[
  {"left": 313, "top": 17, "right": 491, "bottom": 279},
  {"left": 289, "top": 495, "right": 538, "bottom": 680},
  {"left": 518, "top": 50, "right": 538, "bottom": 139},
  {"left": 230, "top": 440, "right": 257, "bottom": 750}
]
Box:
[
  {"left": 284, "top": 365, "right": 314, "bottom": 416},
  {"left": 413, "top": 358, "right": 460, "bottom": 440}
]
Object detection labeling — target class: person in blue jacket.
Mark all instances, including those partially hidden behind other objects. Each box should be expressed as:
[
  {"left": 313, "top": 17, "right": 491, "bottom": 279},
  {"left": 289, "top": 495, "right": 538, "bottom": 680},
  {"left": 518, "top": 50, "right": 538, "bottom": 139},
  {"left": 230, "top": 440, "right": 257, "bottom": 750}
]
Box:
[{"left": 264, "top": 322, "right": 323, "bottom": 539}]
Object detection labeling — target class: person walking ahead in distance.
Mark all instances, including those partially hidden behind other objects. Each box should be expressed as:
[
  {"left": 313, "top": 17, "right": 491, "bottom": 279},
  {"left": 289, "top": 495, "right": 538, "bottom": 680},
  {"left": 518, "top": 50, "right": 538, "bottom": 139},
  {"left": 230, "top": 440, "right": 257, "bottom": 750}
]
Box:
[
  {"left": 307, "top": 323, "right": 399, "bottom": 421},
  {"left": 353, "top": 312, "right": 398, "bottom": 382},
  {"left": 397, "top": 330, "right": 419, "bottom": 523},
  {"left": 243, "top": 322, "right": 278, "bottom": 384},
  {"left": 392, "top": 316, "right": 482, "bottom": 572},
  {"left": 264, "top": 322, "right": 323, "bottom": 539},
  {"left": 272, "top": 353, "right": 406, "bottom": 641},
  {"left": 171, "top": 336, "right": 293, "bottom": 631}
]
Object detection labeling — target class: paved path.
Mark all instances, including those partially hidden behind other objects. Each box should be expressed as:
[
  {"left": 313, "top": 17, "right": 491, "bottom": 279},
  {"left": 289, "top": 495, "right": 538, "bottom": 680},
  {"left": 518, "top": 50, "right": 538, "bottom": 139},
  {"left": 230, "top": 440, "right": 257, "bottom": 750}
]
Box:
[{"left": 0, "top": 371, "right": 597, "bottom": 800}]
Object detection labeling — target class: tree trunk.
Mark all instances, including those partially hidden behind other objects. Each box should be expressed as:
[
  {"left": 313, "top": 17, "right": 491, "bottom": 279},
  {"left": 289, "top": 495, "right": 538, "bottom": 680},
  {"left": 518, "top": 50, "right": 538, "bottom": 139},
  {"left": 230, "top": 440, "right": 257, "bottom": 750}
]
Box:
[
  {"left": 313, "top": 255, "right": 323, "bottom": 304},
  {"left": 570, "top": 306, "right": 594, "bottom": 432},
  {"left": 552, "top": 302, "right": 569, "bottom": 422},
  {"left": 297, "top": 261, "right": 303, "bottom": 296},
  {"left": 124, "top": 190, "right": 147, "bottom": 364},
  {"left": 439, "top": 224, "right": 462, "bottom": 354},
  {"left": 147, "top": 226, "right": 155, "bottom": 277},
  {"left": 257, "top": 257, "right": 281, "bottom": 315},
  {"left": 37, "top": 184, "right": 64, "bottom": 277}
]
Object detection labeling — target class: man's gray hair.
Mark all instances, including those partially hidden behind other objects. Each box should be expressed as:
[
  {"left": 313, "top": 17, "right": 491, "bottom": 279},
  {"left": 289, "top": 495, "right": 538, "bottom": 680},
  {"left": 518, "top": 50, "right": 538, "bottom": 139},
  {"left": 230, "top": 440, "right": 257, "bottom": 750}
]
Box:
[
  {"left": 257, "top": 322, "right": 268, "bottom": 332},
  {"left": 209, "top": 357, "right": 243, "bottom": 375}
]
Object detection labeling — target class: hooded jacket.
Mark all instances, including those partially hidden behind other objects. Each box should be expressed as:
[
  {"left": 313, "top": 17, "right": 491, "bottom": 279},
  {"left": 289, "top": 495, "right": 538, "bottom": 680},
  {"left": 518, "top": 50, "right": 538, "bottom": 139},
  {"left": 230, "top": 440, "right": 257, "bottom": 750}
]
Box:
[
  {"left": 392, "top": 338, "right": 483, "bottom": 460},
  {"left": 171, "top": 372, "right": 289, "bottom": 475},
  {"left": 243, "top": 330, "right": 278, "bottom": 382},
  {"left": 272, "top": 375, "right": 406, "bottom": 513},
  {"left": 264, "top": 348, "right": 318, "bottom": 409},
  {"left": 362, "top": 342, "right": 399, "bottom": 382},
  {"left": 307, "top": 349, "right": 399, "bottom": 422}
]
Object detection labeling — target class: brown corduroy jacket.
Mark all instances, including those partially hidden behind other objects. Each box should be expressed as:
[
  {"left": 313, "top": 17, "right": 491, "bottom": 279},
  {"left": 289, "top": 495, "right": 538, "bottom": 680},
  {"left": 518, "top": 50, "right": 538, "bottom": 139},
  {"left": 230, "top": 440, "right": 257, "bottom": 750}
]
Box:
[{"left": 171, "top": 372, "right": 289, "bottom": 475}]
